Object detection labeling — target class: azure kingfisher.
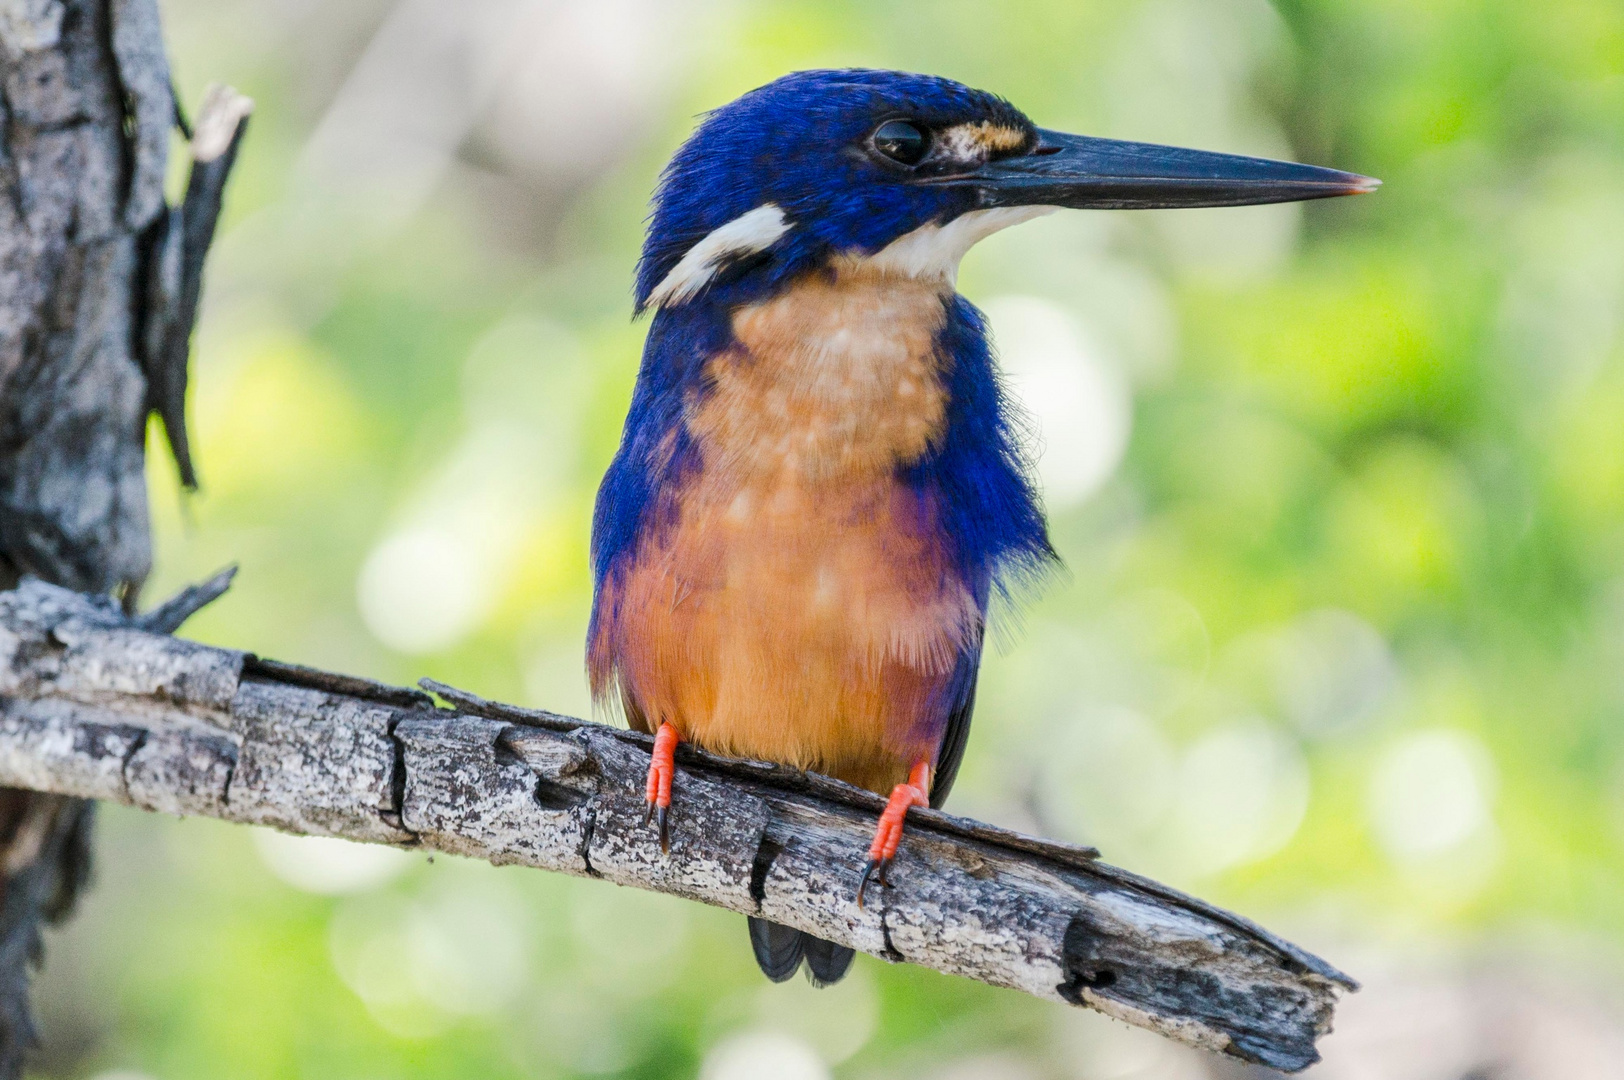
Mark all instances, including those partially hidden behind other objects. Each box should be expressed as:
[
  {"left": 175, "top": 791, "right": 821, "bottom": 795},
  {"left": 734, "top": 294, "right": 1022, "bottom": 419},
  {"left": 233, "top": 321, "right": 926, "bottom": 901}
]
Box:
[{"left": 589, "top": 69, "right": 1376, "bottom": 986}]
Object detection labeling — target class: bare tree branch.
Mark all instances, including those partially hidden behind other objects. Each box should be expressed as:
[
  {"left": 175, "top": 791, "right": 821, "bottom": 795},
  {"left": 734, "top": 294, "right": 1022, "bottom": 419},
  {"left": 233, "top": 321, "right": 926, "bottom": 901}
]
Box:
[{"left": 0, "top": 578, "right": 1356, "bottom": 1073}]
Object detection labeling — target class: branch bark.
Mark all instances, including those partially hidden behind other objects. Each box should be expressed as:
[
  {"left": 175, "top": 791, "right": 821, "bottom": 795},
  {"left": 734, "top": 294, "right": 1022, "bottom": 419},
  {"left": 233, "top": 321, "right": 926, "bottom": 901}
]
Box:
[{"left": 0, "top": 578, "right": 1356, "bottom": 1073}]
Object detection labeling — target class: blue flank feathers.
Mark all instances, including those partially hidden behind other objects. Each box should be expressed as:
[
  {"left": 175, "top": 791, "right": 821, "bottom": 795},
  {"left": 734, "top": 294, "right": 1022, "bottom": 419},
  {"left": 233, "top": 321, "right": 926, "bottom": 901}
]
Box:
[{"left": 591, "top": 68, "right": 1055, "bottom": 654}]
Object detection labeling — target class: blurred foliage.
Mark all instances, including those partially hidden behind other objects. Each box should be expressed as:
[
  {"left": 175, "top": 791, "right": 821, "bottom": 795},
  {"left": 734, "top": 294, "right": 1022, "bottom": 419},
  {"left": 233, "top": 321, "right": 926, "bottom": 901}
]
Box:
[{"left": 30, "top": 0, "right": 1624, "bottom": 1077}]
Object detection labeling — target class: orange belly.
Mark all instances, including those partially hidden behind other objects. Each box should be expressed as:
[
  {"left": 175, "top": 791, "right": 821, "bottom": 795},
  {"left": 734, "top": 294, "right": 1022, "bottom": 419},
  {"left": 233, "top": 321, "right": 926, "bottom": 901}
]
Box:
[
  {"left": 592, "top": 262, "right": 973, "bottom": 794},
  {"left": 597, "top": 472, "right": 974, "bottom": 793}
]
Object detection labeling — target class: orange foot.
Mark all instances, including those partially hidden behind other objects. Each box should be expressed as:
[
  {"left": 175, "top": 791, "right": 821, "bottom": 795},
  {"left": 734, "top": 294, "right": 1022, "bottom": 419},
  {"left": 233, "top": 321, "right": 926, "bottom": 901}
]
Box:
[
  {"left": 857, "top": 759, "right": 930, "bottom": 909},
  {"left": 643, "top": 722, "right": 678, "bottom": 852}
]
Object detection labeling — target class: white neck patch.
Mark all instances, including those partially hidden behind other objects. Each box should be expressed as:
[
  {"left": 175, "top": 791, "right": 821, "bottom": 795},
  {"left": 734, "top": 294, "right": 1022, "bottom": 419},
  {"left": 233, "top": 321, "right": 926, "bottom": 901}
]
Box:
[
  {"left": 646, "top": 203, "right": 791, "bottom": 308},
  {"left": 866, "top": 205, "right": 1059, "bottom": 285}
]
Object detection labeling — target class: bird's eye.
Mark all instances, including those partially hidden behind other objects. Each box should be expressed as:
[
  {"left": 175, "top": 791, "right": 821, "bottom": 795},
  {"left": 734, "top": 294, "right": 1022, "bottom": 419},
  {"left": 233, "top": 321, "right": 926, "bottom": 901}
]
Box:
[{"left": 872, "top": 120, "right": 929, "bottom": 166}]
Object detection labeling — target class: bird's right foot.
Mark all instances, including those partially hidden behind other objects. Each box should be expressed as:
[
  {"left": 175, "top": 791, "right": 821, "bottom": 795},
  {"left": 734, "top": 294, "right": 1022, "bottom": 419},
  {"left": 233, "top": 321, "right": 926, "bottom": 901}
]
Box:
[
  {"left": 643, "top": 722, "right": 678, "bottom": 852},
  {"left": 857, "top": 759, "right": 930, "bottom": 909}
]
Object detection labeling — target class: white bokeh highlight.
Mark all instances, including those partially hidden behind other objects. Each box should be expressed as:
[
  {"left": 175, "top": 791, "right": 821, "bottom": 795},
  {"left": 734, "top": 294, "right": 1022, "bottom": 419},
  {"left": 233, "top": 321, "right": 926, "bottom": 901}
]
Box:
[
  {"left": 1039, "top": 705, "right": 1177, "bottom": 852},
  {"left": 252, "top": 829, "right": 413, "bottom": 895},
  {"left": 328, "top": 881, "right": 532, "bottom": 1035},
  {"left": 1272, "top": 609, "right": 1400, "bottom": 738},
  {"left": 701, "top": 1032, "right": 830, "bottom": 1080},
  {"left": 1368, "top": 729, "right": 1499, "bottom": 861},
  {"left": 357, "top": 526, "right": 490, "bottom": 654},
  {"left": 1167, "top": 722, "right": 1311, "bottom": 875},
  {"left": 985, "top": 295, "right": 1132, "bottom": 509}
]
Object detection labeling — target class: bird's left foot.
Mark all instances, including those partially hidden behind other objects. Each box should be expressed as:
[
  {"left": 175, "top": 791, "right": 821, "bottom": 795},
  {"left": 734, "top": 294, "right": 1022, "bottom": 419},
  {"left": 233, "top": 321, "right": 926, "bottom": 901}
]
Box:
[
  {"left": 643, "top": 722, "right": 679, "bottom": 852},
  {"left": 857, "top": 760, "right": 930, "bottom": 909}
]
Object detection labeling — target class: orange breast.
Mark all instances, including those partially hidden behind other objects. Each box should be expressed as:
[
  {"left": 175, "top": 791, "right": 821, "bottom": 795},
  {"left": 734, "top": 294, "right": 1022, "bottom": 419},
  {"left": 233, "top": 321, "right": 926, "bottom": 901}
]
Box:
[{"left": 595, "top": 263, "right": 975, "bottom": 793}]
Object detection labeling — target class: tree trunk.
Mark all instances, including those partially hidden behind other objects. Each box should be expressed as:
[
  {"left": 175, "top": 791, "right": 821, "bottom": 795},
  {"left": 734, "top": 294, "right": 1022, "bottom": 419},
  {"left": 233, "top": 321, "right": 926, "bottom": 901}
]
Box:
[{"left": 0, "top": 1, "right": 243, "bottom": 1070}]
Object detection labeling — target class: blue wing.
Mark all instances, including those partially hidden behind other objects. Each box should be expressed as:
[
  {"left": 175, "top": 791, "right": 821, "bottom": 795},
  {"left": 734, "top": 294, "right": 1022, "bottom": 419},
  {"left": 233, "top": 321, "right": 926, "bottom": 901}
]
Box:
[{"left": 905, "top": 295, "right": 1054, "bottom": 807}]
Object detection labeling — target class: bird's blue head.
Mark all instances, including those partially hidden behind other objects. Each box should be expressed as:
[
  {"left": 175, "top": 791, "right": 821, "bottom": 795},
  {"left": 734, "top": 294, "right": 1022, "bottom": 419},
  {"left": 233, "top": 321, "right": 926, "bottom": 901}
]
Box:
[{"left": 634, "top": 68, "right": 1377, "bottom": 312}]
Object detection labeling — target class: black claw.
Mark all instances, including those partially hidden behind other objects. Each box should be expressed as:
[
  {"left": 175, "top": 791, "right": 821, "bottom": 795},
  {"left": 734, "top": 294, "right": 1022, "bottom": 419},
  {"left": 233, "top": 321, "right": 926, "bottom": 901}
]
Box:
[
  {"left": 643, "top": 800, "right": 654, "bottom": 826},
  {"left": 878, "top": 859, "right": 893, "bottom": 888},
  {"left": 656, "top": 804, "right": 670, "bottom": 853},
  {"left": 857, "top": 858, "right": 885, "bottom": 909}
]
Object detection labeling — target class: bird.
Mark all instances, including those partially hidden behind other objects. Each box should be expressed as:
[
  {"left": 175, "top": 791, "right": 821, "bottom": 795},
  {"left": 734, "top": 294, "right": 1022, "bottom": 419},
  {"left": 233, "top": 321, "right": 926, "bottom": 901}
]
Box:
[{"left": 588, "top": 68, "right": 1376, "bottom": 987}]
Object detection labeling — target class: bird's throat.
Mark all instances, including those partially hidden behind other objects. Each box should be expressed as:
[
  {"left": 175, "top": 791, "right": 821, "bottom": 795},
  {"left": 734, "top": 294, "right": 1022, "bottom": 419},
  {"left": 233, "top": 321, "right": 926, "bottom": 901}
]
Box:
[{"left": 686, "top": 261, "right": 953, "bottom": 486}]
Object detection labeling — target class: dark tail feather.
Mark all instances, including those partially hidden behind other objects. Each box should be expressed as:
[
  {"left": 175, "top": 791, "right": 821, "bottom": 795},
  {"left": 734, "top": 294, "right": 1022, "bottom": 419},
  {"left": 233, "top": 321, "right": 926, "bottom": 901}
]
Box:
[
  {"left": 802, "top": 936, "right": 855, "bottom": 987},
  {"left": 747, "top": 918, "right": 855, "bottom": 986},
  {"left": 748, "top": 917, "right": 805, "bottom": 982}
]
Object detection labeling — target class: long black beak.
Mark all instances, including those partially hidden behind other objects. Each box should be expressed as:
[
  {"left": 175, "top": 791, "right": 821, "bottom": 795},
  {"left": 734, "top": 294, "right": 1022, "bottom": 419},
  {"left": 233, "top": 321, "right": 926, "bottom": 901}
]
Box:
[{"left": 941, "top": 128, "right": 1379, "bottom": 210}]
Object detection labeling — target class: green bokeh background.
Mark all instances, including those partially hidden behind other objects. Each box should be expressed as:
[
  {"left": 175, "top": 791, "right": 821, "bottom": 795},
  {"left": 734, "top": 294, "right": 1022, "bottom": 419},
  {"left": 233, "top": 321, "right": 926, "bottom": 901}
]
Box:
[{"left": 31, "top": 0, "right": 1624, "bottom": 1077}]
